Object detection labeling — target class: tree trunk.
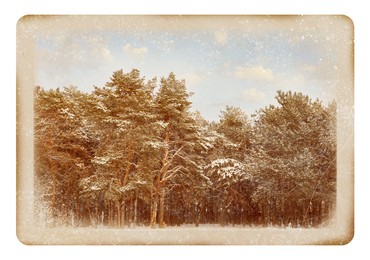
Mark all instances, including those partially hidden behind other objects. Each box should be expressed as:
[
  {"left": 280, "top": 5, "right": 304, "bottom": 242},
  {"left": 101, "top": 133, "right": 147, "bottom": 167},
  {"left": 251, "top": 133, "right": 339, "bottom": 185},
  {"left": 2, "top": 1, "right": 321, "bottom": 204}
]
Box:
[
  {"left": 108, "top": 202, "right": 112, "bottom": 227},
  {"left": 73, "top": 199, "right": 79, "bottom": 226},
  {"left": 151, "top": 126, "right": 176, "bottom": 228},
  {"left": 117, "top": 201, "right": 121, "bottom": 227},
  {"left": 150, "top": 191, "right": 159, "bottom": 227},
  {"left": 120, "top": 145, "right": 133, "bottom": 228},
  {"left": 133, "top": 191, "right": 138, "bottom": 227},
  {"left": 159, "top": 188, "right": 166, "bottom": 227},
  {"left": 48, "top": 159, "right": 57, "bottom": 225},
  {"left": 157, "top": 127, "right": 170, "bottom": 228},
  {"left": 220, "top": 199, "right": 226, "bottom": 226},
  {"left": 121, "top": 201, "right": 126, "bottom": 227},
  {"left": 128, "top": 194, "right": 133, "bottom": 227}
]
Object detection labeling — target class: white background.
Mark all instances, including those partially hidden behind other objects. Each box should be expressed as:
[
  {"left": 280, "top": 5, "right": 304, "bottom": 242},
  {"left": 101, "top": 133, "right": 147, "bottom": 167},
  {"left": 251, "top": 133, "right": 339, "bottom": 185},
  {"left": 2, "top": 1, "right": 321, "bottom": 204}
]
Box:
[{"left": 1, "top": 0, "right": 368, "bottom": 259}]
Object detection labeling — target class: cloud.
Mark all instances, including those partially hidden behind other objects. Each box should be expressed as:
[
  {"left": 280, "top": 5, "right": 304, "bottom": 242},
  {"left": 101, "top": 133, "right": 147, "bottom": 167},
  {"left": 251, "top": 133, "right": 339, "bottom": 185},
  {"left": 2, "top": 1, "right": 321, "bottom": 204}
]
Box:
[
  {"left": 234, "top": 65, "right": 276, "bottom": 83},
  {"left": 278, "top": 74, "right": 307, "bottom": 90},
  {"left": 90, "top": 45, "right": 113, "bottom": 62},
  {"left": 214, "top": 31, "right": 228, "bottom": 46},
  {"left": 88, "top": 36, "right": 113, "bottom": 62},
  {"left": 243, "top": 88, "right": 266, "bottom": 103},
  {"left": 123, "top": 43, "right": 148, "bottom": 58},
  {"left": 154, "top": 39, "right": 175, "bottom": 52},
  {"left": 36, "top": 35, "right": 113, "bottom": 76},
  {"left": 101, "top": 47, "right": 113, "bottom": 60},
  {"left": 299, "top": 62, "right": 338, "bottom": 82},
  {"left": 183, "top": 72, "right": 205, "bottom": 86},
  {"left": 301, "top": 63, "right": 318, "bottom": 74},
  {"left": 91, "top": 46, "right": 113, "bottom": 62}
]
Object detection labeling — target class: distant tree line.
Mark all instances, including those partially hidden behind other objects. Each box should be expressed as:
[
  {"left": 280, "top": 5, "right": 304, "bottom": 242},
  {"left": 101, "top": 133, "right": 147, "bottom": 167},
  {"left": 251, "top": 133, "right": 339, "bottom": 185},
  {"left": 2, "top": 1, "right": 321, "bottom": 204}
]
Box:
[{"left": 34, "top": 69, "right": 336, "bottom": 228}]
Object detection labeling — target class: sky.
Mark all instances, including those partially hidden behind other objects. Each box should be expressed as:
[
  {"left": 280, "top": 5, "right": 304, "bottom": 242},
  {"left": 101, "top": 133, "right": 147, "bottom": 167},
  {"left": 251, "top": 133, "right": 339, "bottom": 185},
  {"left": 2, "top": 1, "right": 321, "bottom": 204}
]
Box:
[{"left": 34, "top": 16, "right": 352, "bottom": 121}]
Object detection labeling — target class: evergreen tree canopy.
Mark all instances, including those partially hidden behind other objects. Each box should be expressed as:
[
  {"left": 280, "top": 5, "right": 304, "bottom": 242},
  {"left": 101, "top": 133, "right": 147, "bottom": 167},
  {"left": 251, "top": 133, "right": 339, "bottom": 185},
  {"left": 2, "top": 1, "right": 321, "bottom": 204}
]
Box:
[{"left": 34, "top": 70, "right": 336, "bottom": 228}]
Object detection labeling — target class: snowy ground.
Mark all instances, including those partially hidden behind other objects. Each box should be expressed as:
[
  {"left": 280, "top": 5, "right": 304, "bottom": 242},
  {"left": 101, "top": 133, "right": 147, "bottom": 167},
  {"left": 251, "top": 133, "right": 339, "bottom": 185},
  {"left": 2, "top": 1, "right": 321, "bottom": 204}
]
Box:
[{"left": 17, "top": 224, "right": 350, "bottom": 245}]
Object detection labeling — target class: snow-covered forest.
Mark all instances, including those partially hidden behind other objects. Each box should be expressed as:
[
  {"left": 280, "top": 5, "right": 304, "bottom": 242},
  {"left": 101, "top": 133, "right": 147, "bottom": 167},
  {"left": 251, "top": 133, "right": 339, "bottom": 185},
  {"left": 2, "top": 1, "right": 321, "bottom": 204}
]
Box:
[{"left": 34, "top": 69, "right": 336, "bottom": 228}]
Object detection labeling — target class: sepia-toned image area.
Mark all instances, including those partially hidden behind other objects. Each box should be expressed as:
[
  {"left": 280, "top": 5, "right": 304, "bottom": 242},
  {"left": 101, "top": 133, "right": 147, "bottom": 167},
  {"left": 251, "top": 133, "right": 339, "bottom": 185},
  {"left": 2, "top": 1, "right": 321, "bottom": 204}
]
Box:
[{"left": 16, "top": 15, "right": 354, "bottom": 245}]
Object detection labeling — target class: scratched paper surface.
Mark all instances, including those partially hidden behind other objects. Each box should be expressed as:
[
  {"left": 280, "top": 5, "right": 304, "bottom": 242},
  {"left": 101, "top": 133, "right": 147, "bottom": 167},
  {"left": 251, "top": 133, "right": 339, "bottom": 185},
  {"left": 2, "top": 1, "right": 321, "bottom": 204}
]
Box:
[{"left": 16, "top": 15, "right": 353, "bottom": 245}]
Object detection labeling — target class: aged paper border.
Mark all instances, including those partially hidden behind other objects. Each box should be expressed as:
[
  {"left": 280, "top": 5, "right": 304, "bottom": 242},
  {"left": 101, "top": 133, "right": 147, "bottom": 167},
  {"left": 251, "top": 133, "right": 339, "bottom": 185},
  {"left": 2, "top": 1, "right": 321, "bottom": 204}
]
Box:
[{"left": 16, "top": 15, "right": 354, "bottom": 245}]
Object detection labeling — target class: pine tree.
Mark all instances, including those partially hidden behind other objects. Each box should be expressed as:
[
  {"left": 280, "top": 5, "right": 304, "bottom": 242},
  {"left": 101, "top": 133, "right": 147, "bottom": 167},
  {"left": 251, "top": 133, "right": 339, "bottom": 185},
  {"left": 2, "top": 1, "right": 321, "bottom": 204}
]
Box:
[
  {"left": 79, "top": 69, "right": 160, "bottom": 227},
  {"left": 34, "top": 70, "right": 336, "bottom": 228},
  {"left": 203, "top": 106, "right": 254, "bottom": 225},
  {"left": 150, "top": 72, "right": 201, "bottom": 227},
  {"left": 34, "top": 86, "right": 94, "bottom": 226},
  {"left": 251, "top": 91, "right": 336, "bottom": 227}
]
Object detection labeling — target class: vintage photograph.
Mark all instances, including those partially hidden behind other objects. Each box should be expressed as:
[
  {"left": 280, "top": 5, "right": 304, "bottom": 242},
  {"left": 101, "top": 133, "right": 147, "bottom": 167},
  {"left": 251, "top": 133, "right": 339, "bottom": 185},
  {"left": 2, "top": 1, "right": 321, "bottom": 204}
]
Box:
[{"left": 16, "top": 15, "right": 354, "bottom": 244}]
